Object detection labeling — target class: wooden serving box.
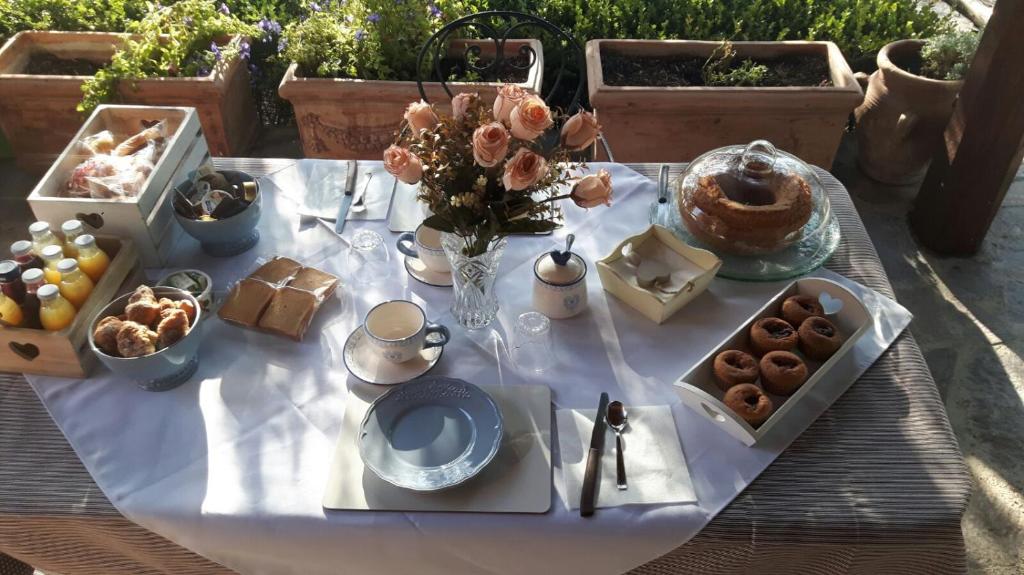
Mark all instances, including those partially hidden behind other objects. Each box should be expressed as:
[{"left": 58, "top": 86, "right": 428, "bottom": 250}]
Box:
[
  {"left": 0, "top": 237, "right": 139, "bottom": 377},
  {"left": 673, "top": 278, "right": 873, "bottom": 446},
  {"left": 27, "top": 105, "right": 209, "bottom": 266}
]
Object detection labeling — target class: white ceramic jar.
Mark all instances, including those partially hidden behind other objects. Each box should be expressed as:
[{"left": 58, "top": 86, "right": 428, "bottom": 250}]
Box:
[{"left": 533, "top": 235, "right": 587, "bottom": 319}]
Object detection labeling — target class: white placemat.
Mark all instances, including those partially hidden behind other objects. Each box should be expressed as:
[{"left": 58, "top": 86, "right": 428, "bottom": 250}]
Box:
[
  {"left": 24, "top": 163, "right": 912, "bottom": 575},
  {"left": 323, "top": 383, "right": 551, "bottom": 513},
  {"left": 557, "top": 405, "right": 695, "bottom": 509}
]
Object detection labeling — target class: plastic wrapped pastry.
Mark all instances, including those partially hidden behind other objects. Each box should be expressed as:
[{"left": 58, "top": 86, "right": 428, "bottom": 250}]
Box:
[{"left": 65, "top": 121, "right": 167, "bottom": 199}]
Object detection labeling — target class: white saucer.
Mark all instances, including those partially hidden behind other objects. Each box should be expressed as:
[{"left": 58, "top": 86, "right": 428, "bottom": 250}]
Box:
[
  {"left": 343, "top": 325, "right": 443, "bottom": 385},
  {"left": 404, "top": 256, "right": 453, "bottom": 287}
]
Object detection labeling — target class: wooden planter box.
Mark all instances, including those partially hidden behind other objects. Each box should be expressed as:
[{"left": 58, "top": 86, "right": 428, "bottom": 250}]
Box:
[
  {"left": 0, "top": 31, "right": 256, "bottom": 172},
  {"left": 587, "top": 40, "right": 864, "bottom": 168},
  {"left": 0, "top": 236, "right": 138, "bottom": 377},
  {"left": 279, "top": 39, "right": 544, "bottom": 160}
]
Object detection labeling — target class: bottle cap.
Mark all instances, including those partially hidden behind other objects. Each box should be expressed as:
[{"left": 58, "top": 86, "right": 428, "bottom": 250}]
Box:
[
  {"left": 41, "top": 245, "right": 64, "bottom": 259},
  {"left": 28, "top": 221, "right": 51, "bottom": 235},
  {"left": 37, "top": 283, "right": 59, "bottom": 300},
  {"left": 57, "top": 259, "right": 79, "bottom": 274},
  {"left": 22, "top": 268, "right": 45, "bottom": 285},
  {"left": 74, "top": 234, "right": 96, "bottom": 248},
  {"left": 61, "top": 219, "right": 84, "bottom": 235},
  {"left": 0, "top": 260, "right": 19, "bottom": 282},
  {"left": 10, "top": 240, "right": 32, "bottom": 258}
]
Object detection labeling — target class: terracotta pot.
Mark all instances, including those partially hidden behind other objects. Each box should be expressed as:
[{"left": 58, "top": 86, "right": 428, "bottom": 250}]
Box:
[
  {"left": 0, "top": 31, "right": 257, "bottom": 173},
  {"left": 854, "top": 40, "right": 962, "bottom": 185},
  {"left": 587, "top": 40, "right": 864, "bottom": 169},
  {"left": 279, "top": 39, "right": 544, "bottom": 160}
]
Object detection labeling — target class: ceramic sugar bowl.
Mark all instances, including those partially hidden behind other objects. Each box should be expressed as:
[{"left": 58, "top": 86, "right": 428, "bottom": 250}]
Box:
[{"left": 533, "top": 234, "right": 588, "bottom": 319}]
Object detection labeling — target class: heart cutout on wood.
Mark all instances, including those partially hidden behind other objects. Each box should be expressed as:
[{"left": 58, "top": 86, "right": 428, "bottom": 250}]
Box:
[
  {"left": 75, "top": 212, "right": 104, "bottom": 230},
  {"left": 818, "top": 292, "right": 844, "bottom": 315},
  {"left": 9, "top": 341, "right": 40, "bottom": 361}
]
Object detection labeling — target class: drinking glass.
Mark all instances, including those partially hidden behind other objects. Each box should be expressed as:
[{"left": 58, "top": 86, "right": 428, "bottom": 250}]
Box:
[
  {"left": 347, "top": 230, "right": 391, "bottom": 285},
  {"left": 511, "top": 311, "right": 556, "bottom": 373}
]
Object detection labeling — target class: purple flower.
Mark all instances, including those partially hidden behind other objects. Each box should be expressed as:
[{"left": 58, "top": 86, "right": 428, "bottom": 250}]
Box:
[
  {"left": 428, "top": 3, "right": 441, "bottom": 18},
  {"left": 355, "top": 29, "right": 366, "bottom": 41},
  {"left": 210, "top": 41, "right": 222, "bottom": 61},
  {"left": 259, "top": 18, "right": 282, "bottom": 35},
  {"left": 309, "top": 1, "right": 321, "bottom": 11},
  {"left": 277, "top": 38, "right": 288, "bottom": 52},
  {"left": 367, "top": 12, "right": 381, "bottom": 23},
  {"left": 218, "top": 3, "right": 230, "bottom": 15},
  {"left": 183, "top": 16, "right": 194, "bottom": 28},
  {"left": 239, "top": 41, "right": 251, "bottom": 61},
  {"left": 197, "top": 66, "right": 210, "bottom": 77}
]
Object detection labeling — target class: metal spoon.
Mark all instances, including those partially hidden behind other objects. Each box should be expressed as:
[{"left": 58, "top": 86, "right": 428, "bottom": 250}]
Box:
[
  {"left": 606, "top": 400, "right": 628, "bottom": 490},
  {"left": 350, "top": 172, "right": 373, "bottom": 213}
]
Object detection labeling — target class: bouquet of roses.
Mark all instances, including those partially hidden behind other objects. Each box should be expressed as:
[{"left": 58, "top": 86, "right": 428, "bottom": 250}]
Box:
[{"left": 383, "top": 85, "right": 612, "bottom": 257}]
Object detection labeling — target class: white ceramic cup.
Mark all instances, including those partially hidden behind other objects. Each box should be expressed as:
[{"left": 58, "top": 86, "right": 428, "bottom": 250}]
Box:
[
  {"left": 397, "top": 224, "right": 450, "bottom": 273},
  {"left": 364, "top": 300, "right": 450, "bottom": 363}
]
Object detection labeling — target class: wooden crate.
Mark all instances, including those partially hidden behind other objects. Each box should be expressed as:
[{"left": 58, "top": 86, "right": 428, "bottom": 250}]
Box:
[
  {"left": 0, "top": 236, "right": 139, "bottom": 377},
  {"left": 27, "top": 105, "right": 208, "bottom": 266}
]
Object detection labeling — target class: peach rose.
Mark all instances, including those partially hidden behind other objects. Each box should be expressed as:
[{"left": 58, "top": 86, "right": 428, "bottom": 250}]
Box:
[
  {"left": 570, "top": 169, "right": 613, "bottom": 208},
  {"left": 560, "top": 111, "right": 601, "bottom": 151},
  {"left": 452, "top": 92, "right": 478, "bottom": 120},
  {"left": 502, "top": 147, "right": 548, "bottom": 191},
  {"left": 404, "top": 100, "right": 439, "bottom": 136},
  {"left": 510, "top": 96, "right": 554, "bottom": 141},
  {"left": 493, "top": 84, "right": 528, "bottom": 124},
  {"left": 383, "top": 145, "right": 423, "bottom": 184},
  {"left": 472, "top": 122, "right": 511, "bottom": 168}
]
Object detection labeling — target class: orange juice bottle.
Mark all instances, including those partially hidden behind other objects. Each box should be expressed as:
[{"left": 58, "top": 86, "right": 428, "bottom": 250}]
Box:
[
  {"left": 39, "top": 245, "right": 64, "bottom": 284},
  {"left": 57, "top": 259, "right": 94, "bottom": 309},
  {"left": 61, "top": 219, "right": 85, "bottom": 258},
  {"left": 28, "top": 221, "right": 62, "bottom": 257},
  {"left": 0, "top": 291, "right": 24, "bottom": 327},
  {"left": 37, "top": 284, "right": 76, "bottom": 331},
  {"left": 74, "top": 234, "right": 110, "bottom": 282}
]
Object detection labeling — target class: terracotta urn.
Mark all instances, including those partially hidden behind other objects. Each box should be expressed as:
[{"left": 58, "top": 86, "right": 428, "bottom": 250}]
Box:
[{"left": 854, "top": 40, "right": 962, "bottom": 185}]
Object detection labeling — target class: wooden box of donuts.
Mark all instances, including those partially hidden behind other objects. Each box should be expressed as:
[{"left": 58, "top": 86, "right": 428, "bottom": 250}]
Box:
[
  {"left": 27, "top": 105, "right": 208, "bottom": 267},
  {"left": 673, "top": 278, "right": 872, "bottom": 446},
  {"left": 0, "top": 237, "right": 139, "bottom": 378}
]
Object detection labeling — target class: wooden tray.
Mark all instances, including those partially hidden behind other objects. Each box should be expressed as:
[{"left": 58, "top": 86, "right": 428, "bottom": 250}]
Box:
[
  {"left": 673, "top": 277, "right": 873, "bottom": 446},
  {"left": 0, "top": 236, "right": 139, "bottom": 377}
]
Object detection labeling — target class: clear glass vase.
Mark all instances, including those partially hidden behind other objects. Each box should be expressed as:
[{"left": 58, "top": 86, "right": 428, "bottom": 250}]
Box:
[{"left": 440, "top": 233, "right": 508, "bottom": 330}]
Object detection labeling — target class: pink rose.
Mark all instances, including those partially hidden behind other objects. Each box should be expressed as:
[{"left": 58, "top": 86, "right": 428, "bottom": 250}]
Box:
[
  {"left": 510, "top": 96, "right": 554, "bottom": 141},
  {"left": 452, "top": 92, "right": 478, "bottom": 120},
  {"left": 502, "top": 148, "right": 548, "bottom": 191},
  {"left": 404, "top": 100, "right": 439, "bottom": 136},
  {"left": 383, "top": 145, "right": 423, "bottom": 184},
  {"left": 472, "top": 122, "right": 511, "bottom": 168},
  {"left": 493, "top": 84, "right": 528, "bottom": 124},
  {"left": 560, "top": 111, "right": 601, "bottom": 151},
  {"left": 571, "top": 169, "right": 613, "bottom": 208}
]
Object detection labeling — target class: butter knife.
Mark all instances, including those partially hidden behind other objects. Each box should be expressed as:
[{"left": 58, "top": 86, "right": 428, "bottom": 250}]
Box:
[
  {"left": 334, "top": 160, "right": 358, "bottom": 233},
  {"left": 580, "top": 392, "right": 610, "bottom": 517}
]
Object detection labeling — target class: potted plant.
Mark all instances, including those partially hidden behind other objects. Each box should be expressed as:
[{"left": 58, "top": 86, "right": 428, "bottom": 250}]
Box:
[
  {"left": 586, "top": 39, "right": 863, "bottom": 168},
  {"left": 382, "top": 90, "right": 607, "bottom": 328},
  {"left": 79, "top": 0, "right": 261, "bottom": 157},
  {"left": 854, "top": 31, "right": 979, "bottom": 185},
  {"left": 278, "top": 1, "right": 544, "bottom": 160}
]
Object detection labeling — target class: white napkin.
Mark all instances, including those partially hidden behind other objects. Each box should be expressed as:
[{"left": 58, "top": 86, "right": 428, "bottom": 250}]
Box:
[
  {"left": 287, "top": 160, "right": 395, "bottom": 221},
  {"left": 557, "top": 405, "right": 695, "bottom": 509}
]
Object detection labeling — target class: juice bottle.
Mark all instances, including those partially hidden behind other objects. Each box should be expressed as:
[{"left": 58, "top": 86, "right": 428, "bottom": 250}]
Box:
[
  {"left": 28, "top": 221, "right": 62, "bottom": 257},
  {"left": 19, "top": 268, "right": 45, "bottom": 330},
  {"left": 0, "top": 260, "right": 26, "bottom": 304},
  {"left": 37, "top": 284, "right": 76, "bottom": 332},
  {"left": 10, "top": 240, "right": 43, "bottom": 272},
  {"left": 74, "top": 234, "right": 110, "bottom": 282},
  {"left": 57, "top": 259, "right": 94, "bottom": 309},
  {"left": 0, "top": 292, "right": 24, "bottom": 327},
  {"left": 40, "top": 245, "right": 64, "bottom": 285},
  {"left": 61, "top": 219, "right": 85, "bottom": 258}
]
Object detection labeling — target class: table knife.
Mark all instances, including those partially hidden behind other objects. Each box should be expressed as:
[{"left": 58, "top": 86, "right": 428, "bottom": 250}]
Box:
[
  {"left": 580, "top": 392, "right": 610, "bottom": 517},
  {"left": 334, "top": 160, "right": 358, "bottom": 233}
]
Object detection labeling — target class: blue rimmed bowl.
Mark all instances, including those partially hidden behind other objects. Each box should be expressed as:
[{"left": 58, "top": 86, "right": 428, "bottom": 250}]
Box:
[{"left": 174, "top": 169, "right": 262, "bottom": 257}]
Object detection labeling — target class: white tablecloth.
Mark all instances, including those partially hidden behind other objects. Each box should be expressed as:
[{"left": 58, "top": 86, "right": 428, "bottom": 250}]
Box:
[{"left": 25, "top": 163, "right": 911, "bottom": 575}]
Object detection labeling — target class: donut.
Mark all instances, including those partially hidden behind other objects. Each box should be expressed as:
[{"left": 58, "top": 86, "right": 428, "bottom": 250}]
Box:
[
  {"left": 723, "top": 383, "right": 774, "bottom": 426},
  {"left": 759, "top": 351, "right": 809, "bottom": 396},
  {"left": 781, "top": 294, "right": 824, "bottom": 327},
  {"left": 798, "top": 316, "right": 843, "bottom": 360},
  {"left": 712, "top": 350, "right": 760, "bottom": 391},
  {"left": 750, "top": 317, "right": 798, "bottom": 355}
]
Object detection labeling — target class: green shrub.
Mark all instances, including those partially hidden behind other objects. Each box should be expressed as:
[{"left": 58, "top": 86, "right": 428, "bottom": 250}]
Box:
[
  {"left": 920, "top": 30, "right": 978, "bottom": 81},
  {"left": 702, "top": 40, "right": 768, "bottom": 87},
  {"left": 0, "top": 0, "right": 150, "bottom": 41}
]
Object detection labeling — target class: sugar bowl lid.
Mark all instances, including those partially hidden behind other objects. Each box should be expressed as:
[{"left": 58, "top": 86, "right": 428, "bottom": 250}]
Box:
[{"left": 535, "top": 234, "right": 585, "bottom": 285}]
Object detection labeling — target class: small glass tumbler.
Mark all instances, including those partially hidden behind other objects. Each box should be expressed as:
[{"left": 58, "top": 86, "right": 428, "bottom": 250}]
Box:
[
  {"left": 347, "top": 230, "right": 391, "bottom": 285},
  {"left": 511, "top": 311, "right": 556, "bottom": 373}
]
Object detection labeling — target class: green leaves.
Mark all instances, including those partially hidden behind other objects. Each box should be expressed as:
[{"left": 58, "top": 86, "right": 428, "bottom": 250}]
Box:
[{"left": 921, "top": 30, "right": 979, "bottom": 81}]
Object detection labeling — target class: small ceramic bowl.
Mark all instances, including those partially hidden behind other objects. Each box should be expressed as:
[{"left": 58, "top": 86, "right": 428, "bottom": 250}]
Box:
[
  {"left": 88, "top": 287, "right": 204, "bottom": 392},
  {"left": 156, "top": 269, "right": 213, "bottom": 310},
  {"left": 174, "top": 169, "right": 262, "bottom": 257}
]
